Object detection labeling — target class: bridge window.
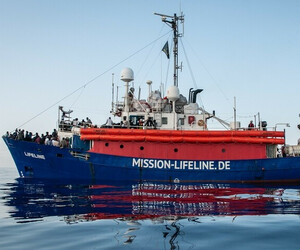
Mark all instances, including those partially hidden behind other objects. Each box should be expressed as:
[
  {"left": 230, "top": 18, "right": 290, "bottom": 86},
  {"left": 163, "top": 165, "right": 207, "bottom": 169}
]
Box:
[{"left": 162, "top": 117, "right": 168, "bottom": 125}]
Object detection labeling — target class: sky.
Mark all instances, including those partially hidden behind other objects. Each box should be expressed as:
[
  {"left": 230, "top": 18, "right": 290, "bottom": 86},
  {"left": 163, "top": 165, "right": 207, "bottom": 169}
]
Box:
[{"left": 1, "top": 0, "right": 300, "bottom": 158}]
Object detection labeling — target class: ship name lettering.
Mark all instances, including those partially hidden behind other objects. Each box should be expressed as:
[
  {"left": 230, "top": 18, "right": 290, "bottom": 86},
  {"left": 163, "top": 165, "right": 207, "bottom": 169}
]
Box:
[
  {"left": 218, "top": 161, "right": 230, "bottom": 170},
  {"left": 199, "top": 161, "right": 215, "bottom": 170},
  {"left": 132, "top": 158, "right": 171, "bottom": 169},
  {"left": 24, "top": 152, "right": 45, "bottom": 160},
  {"left": 132, "top": 158, "right": 230, "bottom": 170}
]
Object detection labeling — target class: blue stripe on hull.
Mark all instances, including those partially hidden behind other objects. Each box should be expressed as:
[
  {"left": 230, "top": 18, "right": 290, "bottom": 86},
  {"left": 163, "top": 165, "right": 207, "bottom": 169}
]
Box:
[{"left": 3, "top": 137, "right": 300, "bottom": 183}]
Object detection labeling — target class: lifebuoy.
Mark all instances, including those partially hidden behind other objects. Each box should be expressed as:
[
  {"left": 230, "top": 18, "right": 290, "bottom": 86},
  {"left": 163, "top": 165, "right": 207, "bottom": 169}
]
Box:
[{"left": 198, "top": 120, "right": 205, "bottom": 126}]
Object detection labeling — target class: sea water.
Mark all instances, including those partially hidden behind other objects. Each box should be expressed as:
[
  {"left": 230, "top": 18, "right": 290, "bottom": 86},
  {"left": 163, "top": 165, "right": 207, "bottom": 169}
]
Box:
[{"left": 1, "top": 151, "right": 300, "bottom": 250}]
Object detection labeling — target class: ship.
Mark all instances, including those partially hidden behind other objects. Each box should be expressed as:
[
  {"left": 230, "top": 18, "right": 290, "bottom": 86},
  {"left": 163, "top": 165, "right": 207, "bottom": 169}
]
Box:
[{"left": 3, "top": 13, "right": 300, "bottom": 183}]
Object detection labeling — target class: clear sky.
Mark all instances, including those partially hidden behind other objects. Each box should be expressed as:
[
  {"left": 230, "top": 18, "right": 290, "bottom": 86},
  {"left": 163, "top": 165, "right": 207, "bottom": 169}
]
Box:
[{"left": 1, "top": 0, "right": 300, "bottom": 157}]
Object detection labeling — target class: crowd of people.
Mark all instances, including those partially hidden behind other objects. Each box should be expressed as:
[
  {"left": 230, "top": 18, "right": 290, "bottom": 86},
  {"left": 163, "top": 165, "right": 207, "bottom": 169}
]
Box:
[
  {"left": 5, "top": 114, "right": 97, "bottom": 148},
  {"left": 59, "top": 117, "right": 97, "bottom": 132},
  {"left": 72, "top": 117, "right": 93, "bottom": 127},
  {"left": 5, "top": 128, "right": 70, "bottom": 148},
  {"left": 102, "top": 116, "right": 157, "bottom": 129}
]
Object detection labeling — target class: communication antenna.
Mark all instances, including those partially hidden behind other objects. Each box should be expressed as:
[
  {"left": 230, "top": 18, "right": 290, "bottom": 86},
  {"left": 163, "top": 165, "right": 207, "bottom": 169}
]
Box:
[
  {"left": 154, "top": 12, "right": 184, "bottom": 87},
  {"left": 180, "top": 11, "right": 184, "bottom": 37},
  {"left": 111, "top": 73, "right": 114, "bottom": 113}
]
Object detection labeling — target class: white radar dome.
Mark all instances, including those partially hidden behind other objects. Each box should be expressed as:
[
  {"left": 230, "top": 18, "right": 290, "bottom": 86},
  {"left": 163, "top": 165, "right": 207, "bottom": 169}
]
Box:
[
  {"left": 120, "top": 67, "right": 134, "bottom": 82},
  {"left": 166, "top": 86, "right": 180, "bottom": 101}
]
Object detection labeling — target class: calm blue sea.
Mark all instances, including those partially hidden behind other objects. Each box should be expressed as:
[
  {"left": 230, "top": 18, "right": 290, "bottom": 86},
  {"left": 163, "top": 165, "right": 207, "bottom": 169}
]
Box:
[{"left": 1, "top": 149, "right": 300, "bottom": 250}]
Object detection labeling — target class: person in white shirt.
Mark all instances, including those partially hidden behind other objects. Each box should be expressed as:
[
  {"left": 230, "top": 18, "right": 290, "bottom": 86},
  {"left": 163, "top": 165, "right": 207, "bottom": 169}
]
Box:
[{"left": 105, "top": 117, "right": 113, "bottom": 127}]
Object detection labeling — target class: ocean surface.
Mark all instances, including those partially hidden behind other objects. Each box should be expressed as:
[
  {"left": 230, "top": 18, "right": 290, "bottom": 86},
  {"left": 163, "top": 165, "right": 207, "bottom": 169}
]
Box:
[{"left": 1, "top": 150, "right": 300, "bottom": 250}]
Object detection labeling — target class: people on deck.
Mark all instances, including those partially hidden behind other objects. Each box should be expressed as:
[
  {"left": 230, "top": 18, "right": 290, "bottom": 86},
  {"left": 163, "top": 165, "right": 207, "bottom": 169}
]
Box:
[
  {"left": 72, "top": 118, "right": 79, "bottom": 127},
  {"left": 52, "top": 129, "right": 58, "bottom": 138},
  {"left": 60, "top": 137, "right": 69, "bottom": 148},
  {"left": 121, "top": 117, "right": 128, "bottom": 128},
  {"left": 248, "top": 120, "right": 254, "bottom": 130},
  {"left": 281, "top": 146, "right": 286, "bottom": 157},
  {"left": 44, "top": 135, "right": 51, "bottom": 145},
  {"left": 5, "top": 114, "right": 96, "bottom": 146},
  {"left": 105, "top": 117, "right": 113, "bottom": 127},
  {"left": 34, "top": 133, "right": 41, "bottom": 144},
  {"left": 138, "top": 119, "right": 144, "bottom": 129},
  {"left": 86, "top": 117, "right": 92, "bottom": 125},
  {"left": 17, "top": 129, "right": 24, "bottom": 140},
  {"left": 51, "top": 137, "right": 60, "bottom": 147}
]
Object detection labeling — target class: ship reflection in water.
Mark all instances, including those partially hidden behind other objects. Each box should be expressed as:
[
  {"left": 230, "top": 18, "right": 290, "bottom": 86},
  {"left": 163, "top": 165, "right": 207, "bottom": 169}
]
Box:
[
  {"left": 2, "top": 179, "right": 300, "bottom": 244},
  {"left": 3, "top": 179, "right": 300, "bottom": 221}
]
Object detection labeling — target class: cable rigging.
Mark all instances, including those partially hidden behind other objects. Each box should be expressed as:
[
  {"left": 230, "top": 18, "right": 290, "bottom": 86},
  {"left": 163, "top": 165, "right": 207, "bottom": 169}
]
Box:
[{"left": 16, "top": 31, "right": 171, "bottom": 129}]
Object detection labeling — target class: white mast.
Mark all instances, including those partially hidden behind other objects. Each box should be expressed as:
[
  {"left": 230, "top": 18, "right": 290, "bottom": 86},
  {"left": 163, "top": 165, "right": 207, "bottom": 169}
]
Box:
[{"left": 147, "top": 80, "right": 152, "bottom": 99}]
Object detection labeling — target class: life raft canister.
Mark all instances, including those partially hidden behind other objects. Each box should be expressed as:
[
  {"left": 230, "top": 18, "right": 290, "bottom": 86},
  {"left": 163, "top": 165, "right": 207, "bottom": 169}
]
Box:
[{"left": 198, "top": 119, "right": 205, "bottom": 127}]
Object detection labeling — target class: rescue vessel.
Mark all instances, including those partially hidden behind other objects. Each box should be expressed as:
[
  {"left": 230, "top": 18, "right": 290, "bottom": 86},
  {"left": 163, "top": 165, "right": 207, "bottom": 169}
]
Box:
[{"left": 3, "top": 13, "right": 300, "bottom": 183}]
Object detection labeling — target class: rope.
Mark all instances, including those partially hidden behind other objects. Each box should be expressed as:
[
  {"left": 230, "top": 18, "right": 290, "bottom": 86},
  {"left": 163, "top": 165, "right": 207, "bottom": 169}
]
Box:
[
  {"left": 16, "top": 31, "right": 171, "bottom": 129},
  {"left": 183, "top": 38, "right": 232, "bottom": 107}
]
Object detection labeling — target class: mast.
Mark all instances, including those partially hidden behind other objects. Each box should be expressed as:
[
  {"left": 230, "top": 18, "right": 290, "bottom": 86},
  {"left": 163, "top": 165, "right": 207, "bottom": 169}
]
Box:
[
  {"left": 173, "top": 13, "right": 179, "bottom": 87},
  {"left": 233, "top": 96, "right": 236, "bottom": 130},
  {"left": 154, "top": 12, "right": 184, "bottom": 87},
  {"left": 111, "top": 73, "right": 114, "bottom": 113}
]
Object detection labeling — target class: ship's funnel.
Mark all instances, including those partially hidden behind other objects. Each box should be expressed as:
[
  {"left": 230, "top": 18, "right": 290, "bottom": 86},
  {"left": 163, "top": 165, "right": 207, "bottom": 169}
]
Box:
[{"left": 191, "top": 89, "right": 203, "bottom": 103}]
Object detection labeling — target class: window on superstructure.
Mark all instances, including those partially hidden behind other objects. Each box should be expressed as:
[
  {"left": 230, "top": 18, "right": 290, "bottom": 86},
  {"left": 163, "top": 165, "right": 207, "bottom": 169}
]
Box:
[
  {"left": 129, "top": 115, "right": 145, "bottom": 127},
  {"left": 162, "top": 117, "right": 168, "bottom": 125},
  {"left": 266, "top": 145, "right": 277, "bottom": 158},
  {"left": 178, "top": 118, "right": 184, "bottom": 125}
]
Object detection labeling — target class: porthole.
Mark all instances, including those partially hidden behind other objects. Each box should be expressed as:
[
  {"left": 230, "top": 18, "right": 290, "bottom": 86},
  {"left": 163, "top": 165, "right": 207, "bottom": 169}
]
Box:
[
  {"left": 174, "top": 148, "right": 178, "bottom": 153},
  {"left": 120, "top": 144, "right": 124, "bottom": 149},
  {"left": 222, "top": 148, "right": 226, "bottom": 153},
  {"left": 105, "top": 142, "right": 109, "bottom": 147},
  {"left": 140, "top": 146, "right": 144, "bottom": 150},
  {"left": 24, "top": 166, "right": 33, "bottom": 172}
]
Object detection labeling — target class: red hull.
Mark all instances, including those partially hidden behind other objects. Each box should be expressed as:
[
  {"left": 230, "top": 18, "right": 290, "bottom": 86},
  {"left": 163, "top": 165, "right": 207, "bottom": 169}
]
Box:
[{"left": 89, "top": 141, "right": 267, "bottom": 160}]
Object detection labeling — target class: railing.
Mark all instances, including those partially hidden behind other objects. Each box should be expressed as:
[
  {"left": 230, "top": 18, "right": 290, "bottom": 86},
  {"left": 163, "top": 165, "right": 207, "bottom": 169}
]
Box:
[{"left": 70, "top": 151, "right": 90, "bottom": 160}]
